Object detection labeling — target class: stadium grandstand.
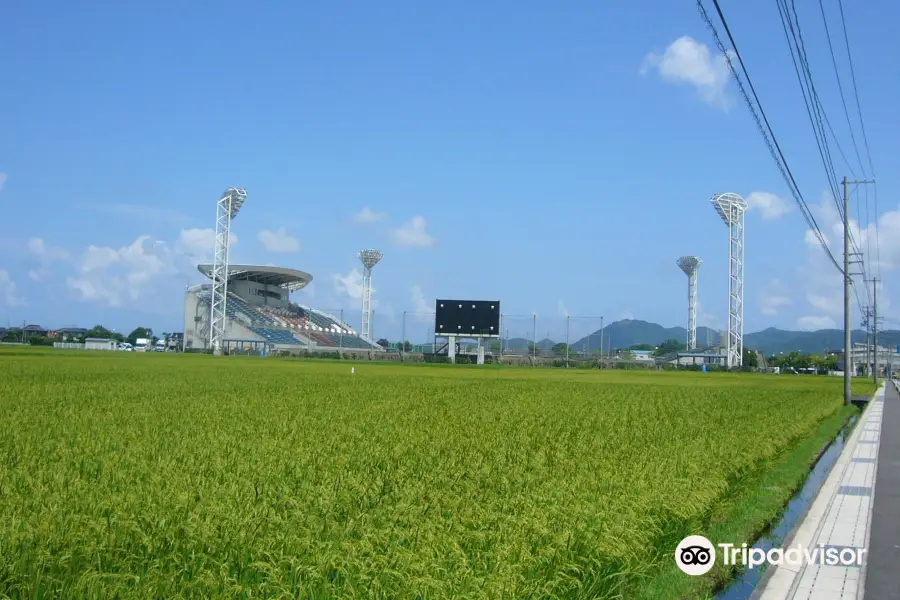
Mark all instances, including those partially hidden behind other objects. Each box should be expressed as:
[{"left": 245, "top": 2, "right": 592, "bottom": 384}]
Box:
[{"left": 184, "top": 264, "right": 383, "bottom": 353}]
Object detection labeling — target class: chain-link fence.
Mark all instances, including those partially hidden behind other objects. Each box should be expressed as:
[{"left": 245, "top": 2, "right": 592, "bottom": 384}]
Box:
[
  {"left": 279, "top": 307, "right": 611, "bottom": 358},
  {"left": 398, "top": 311, "right": 436, "bottom": 352}
]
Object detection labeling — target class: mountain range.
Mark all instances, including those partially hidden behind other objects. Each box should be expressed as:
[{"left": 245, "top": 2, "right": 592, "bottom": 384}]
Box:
[{"left": 502, "top": 319, "right": 900, "bottom": 355}]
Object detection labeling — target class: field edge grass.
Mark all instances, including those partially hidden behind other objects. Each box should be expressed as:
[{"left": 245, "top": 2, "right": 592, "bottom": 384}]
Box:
[{"left": 634, "top": 404, "right": 859, "bottom": 600}]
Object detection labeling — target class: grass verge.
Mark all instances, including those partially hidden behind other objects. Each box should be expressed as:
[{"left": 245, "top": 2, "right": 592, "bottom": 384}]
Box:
[{"left": 634, "top": 404, "right": 860, "bottom": 600}]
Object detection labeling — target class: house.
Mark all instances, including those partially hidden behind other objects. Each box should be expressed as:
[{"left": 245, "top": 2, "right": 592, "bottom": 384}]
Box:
[{"left": 54, "top": 327, "right": 88, "bottom": 340}]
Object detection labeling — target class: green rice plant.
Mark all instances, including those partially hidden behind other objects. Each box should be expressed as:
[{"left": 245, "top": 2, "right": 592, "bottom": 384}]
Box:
[{"left": 0, "top": 350, "right": 859, "bottom": 599}]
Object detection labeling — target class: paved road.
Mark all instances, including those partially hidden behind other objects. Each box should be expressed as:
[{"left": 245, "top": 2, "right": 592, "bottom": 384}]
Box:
[{"left": 864, "top": 379, "right": 900, "bottom": 599}]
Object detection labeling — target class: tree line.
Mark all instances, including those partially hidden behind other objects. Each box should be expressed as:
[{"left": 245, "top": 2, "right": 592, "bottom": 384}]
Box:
[{"left": 1, "top": 325, "right": 173, "bottom": 347}]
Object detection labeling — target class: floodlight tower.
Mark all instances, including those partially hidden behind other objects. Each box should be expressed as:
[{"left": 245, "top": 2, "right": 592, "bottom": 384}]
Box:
[
  {"left": 358, "top": 249, "right": 383, "bottom": 341},
  {"left": 209, "top": 187, "right": 248, "bottom": 356},
  {"left": 677, "top": 256, "right": 702, "bottom": 350},
  {"left": 710, "top": 192, "right": 748, "bottom": 369}
]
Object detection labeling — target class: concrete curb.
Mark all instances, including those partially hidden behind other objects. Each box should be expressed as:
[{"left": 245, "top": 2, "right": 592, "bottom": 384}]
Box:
[{"left": 752, "top": 385, "right": 885, "bottom": 600}]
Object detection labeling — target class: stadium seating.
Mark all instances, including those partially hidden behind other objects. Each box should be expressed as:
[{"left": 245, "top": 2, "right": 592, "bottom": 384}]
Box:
[
  {"left": 195, "top": 287, "right": 381, "bottom": 350},
  {"left": 247, "top": 327, "right": 303, "bottom": 345}
]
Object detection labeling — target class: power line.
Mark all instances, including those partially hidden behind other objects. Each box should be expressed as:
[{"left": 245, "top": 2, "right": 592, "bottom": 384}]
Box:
[
  {"left": 696, "top": 0, "right": 841, "bottom": 273},
  {"left": 836, "top": 0, "right": 876, "bottom": 176},
  {"left": 834, "top": 0, "right": 880, "bottom": 287},
  {"left": 775, "top": 0, "right": 841, "bottom": 213},
  {"left": 817, "top": 0, "right": 868, "bottom": 177},
  {"left": 773, "top": 0, "right": 871, "bottom": 292}
]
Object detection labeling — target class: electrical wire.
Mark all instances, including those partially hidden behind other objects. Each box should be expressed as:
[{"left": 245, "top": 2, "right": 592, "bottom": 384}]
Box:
[
  {"left": 696, "top": 0, "right": 841, "bottom": 274},
  {"left": 835, "top": 0, "right": 880, "bottom": 304},
  {"left": 775, "top": 0, "right": 869, "bottom": 279},
  {"left": 817, "top": 0, "right": 868, "bottom": 178},
  {"left": 837, "top": 0, "right": 875, "bottom": 176}
]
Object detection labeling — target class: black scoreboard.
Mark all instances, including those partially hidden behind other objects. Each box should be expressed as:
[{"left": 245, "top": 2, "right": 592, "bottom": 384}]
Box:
[{"left": 434, "top": 299, "right": 500, "bottom": 338}]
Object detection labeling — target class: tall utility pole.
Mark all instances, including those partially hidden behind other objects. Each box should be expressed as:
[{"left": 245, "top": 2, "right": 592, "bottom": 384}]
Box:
[
  {"left": 842, "top": 177, "right": 875, "bottom": 405},
  {"left": 861, "top": 309, "right": 871, "bottom": 377},
  {"left": 872, "top": 278, "right": 879, "bottom": 384},
  {"left": 599, "top": 316, "right": 605, "bottom": 368},
  {"left": 842, "top": 177, "right": 852, "bottom": 405}
]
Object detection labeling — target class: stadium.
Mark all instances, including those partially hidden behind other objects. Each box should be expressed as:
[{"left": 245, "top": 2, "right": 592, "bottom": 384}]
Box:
[{"left": 184, "top": 264, "right": 383, "bottom": 354}]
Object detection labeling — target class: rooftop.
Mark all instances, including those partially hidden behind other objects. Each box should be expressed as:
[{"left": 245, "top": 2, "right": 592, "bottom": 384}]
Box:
[{"left": 197, "top": 264, "right": 312, "bottom": 291}]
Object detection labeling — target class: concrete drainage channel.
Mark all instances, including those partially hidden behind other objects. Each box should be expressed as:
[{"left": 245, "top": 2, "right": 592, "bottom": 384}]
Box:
[{"left": 713, "top": 414, "right": 860, "bottom": 600}]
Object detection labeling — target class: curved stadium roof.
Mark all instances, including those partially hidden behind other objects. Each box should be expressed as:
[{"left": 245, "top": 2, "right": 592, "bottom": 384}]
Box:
[{"left": 196, "top": 264, "right": 312, "bottom": 292}]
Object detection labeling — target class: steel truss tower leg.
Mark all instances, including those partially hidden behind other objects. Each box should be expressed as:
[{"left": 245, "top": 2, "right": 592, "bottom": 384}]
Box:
[
  {"left": 688, "top": 270, "right": 698, "bottom": 350},
  {"left": 210, "top": 195, "right": 235, "bottom": 355},
  {"left": 361, "top": 267, "right": 373, "bottom": 341},
  {"left": 727, "top": 212, "right": 745, "bottom": 369}
]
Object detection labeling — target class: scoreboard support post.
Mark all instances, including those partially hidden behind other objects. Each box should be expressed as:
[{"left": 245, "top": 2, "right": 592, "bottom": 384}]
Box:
[
  {"left": 447, "top": 335, "right": 457, "bottom": 363},
  {"left": 477, "top": 337, "right": 485, "bottom": 365}
]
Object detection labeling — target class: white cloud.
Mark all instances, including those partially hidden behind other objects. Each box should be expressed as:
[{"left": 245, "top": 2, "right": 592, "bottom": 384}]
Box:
[
  {"left": 760, "top": 279, "right": 791, "bottom": 316},
  {"left": 411, "top": 284, "right": 433, "bottom": 322},
  {"left": 640, "top": 36, "right": 732, "bottom": 109},
  {"left": 67, "top": 236, "right": 179, "bottom": 307},
  {"left": 797, "top": 315, "right": 836, "bottom": 330},
  {"left": 173, "top": 228, "right": 238, "bottom": 265},
  {"left": 799, "top": 195, "right": 900, "bottom": 323},
  {"left": 26, "top": 237, "right": 70, "bottom": 281},
  {"left": 0, "top": 269, "right": 25, "bottom": 307},
  {"left": 332, "top": 268, "right": 367, "bottom": 300},
  {"left": 746, "top": 191, "right": 791, "bottom": 220},
  {"left": 804, "top": 228, "right": 829, "bottom": 247},
  {"left": 65, "top": 228, "right": 238, "bottom": 309},
  {"left": 0, "top": 173, "right": 6, "bottom": 194},
  {"left": 392, "top": 216, "right": 434, "bottom": 247},
  {"left": 353, "top": 207, "right": 387, "bottom": 223},
  {"left": 558, "top": 300, "right": 570, "bottom": 317},
  {"left": 257, "top": 228, "right": 301, "bottom": 253}
]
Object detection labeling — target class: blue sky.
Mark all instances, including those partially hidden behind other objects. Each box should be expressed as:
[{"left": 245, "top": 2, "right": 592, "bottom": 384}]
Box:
[{"left": 1, "top": 0, "right": 897, "bottom": 341}]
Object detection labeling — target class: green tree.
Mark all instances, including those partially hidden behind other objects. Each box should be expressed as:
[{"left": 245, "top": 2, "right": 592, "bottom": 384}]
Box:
[
  {"left": 86, "top": 325, "right": 113, "bottom": 339},
  {"left": 551, "top": 342, "right": 571, "bottom": 356},
  {"left": 127, "top": 327, "right": 154, "bottom": 346},
  {"left": 488, "top": 340, "right": 501, "bottom": 353},
  {"left": 654, "top": 339, "right": 685, "bottom": 357},
  {"left": 742, "top": 348, "right": 759, "bottom": 368}
]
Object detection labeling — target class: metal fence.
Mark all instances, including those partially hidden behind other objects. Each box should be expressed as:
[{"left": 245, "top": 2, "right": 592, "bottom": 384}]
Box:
[{"left": 318, "top": 309, "right": 610, "bottom": 358}]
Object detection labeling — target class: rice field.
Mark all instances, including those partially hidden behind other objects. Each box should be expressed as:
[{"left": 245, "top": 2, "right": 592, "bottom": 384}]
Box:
[{"left": 0, "top": 349, "right": 870, "bottom": 599}]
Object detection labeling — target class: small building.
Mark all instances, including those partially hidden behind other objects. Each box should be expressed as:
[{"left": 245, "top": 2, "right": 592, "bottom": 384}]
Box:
[
  {"left": 54, "top": 327, "right": 88, "bottom": 340},
  {"left": 23, "top": 324, "right": 48, "bottom": 336},
  {"left": 84, "top": 338, "right": 117, "bottom": 351}
]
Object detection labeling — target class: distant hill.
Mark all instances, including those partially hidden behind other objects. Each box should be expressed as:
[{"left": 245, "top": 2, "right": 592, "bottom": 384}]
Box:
[
  {"left": 570, "top": 320, "right": 721, "bottom": 352},
  {"left": 568, "top": 319, "right": 900, "bottom": 355}
]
